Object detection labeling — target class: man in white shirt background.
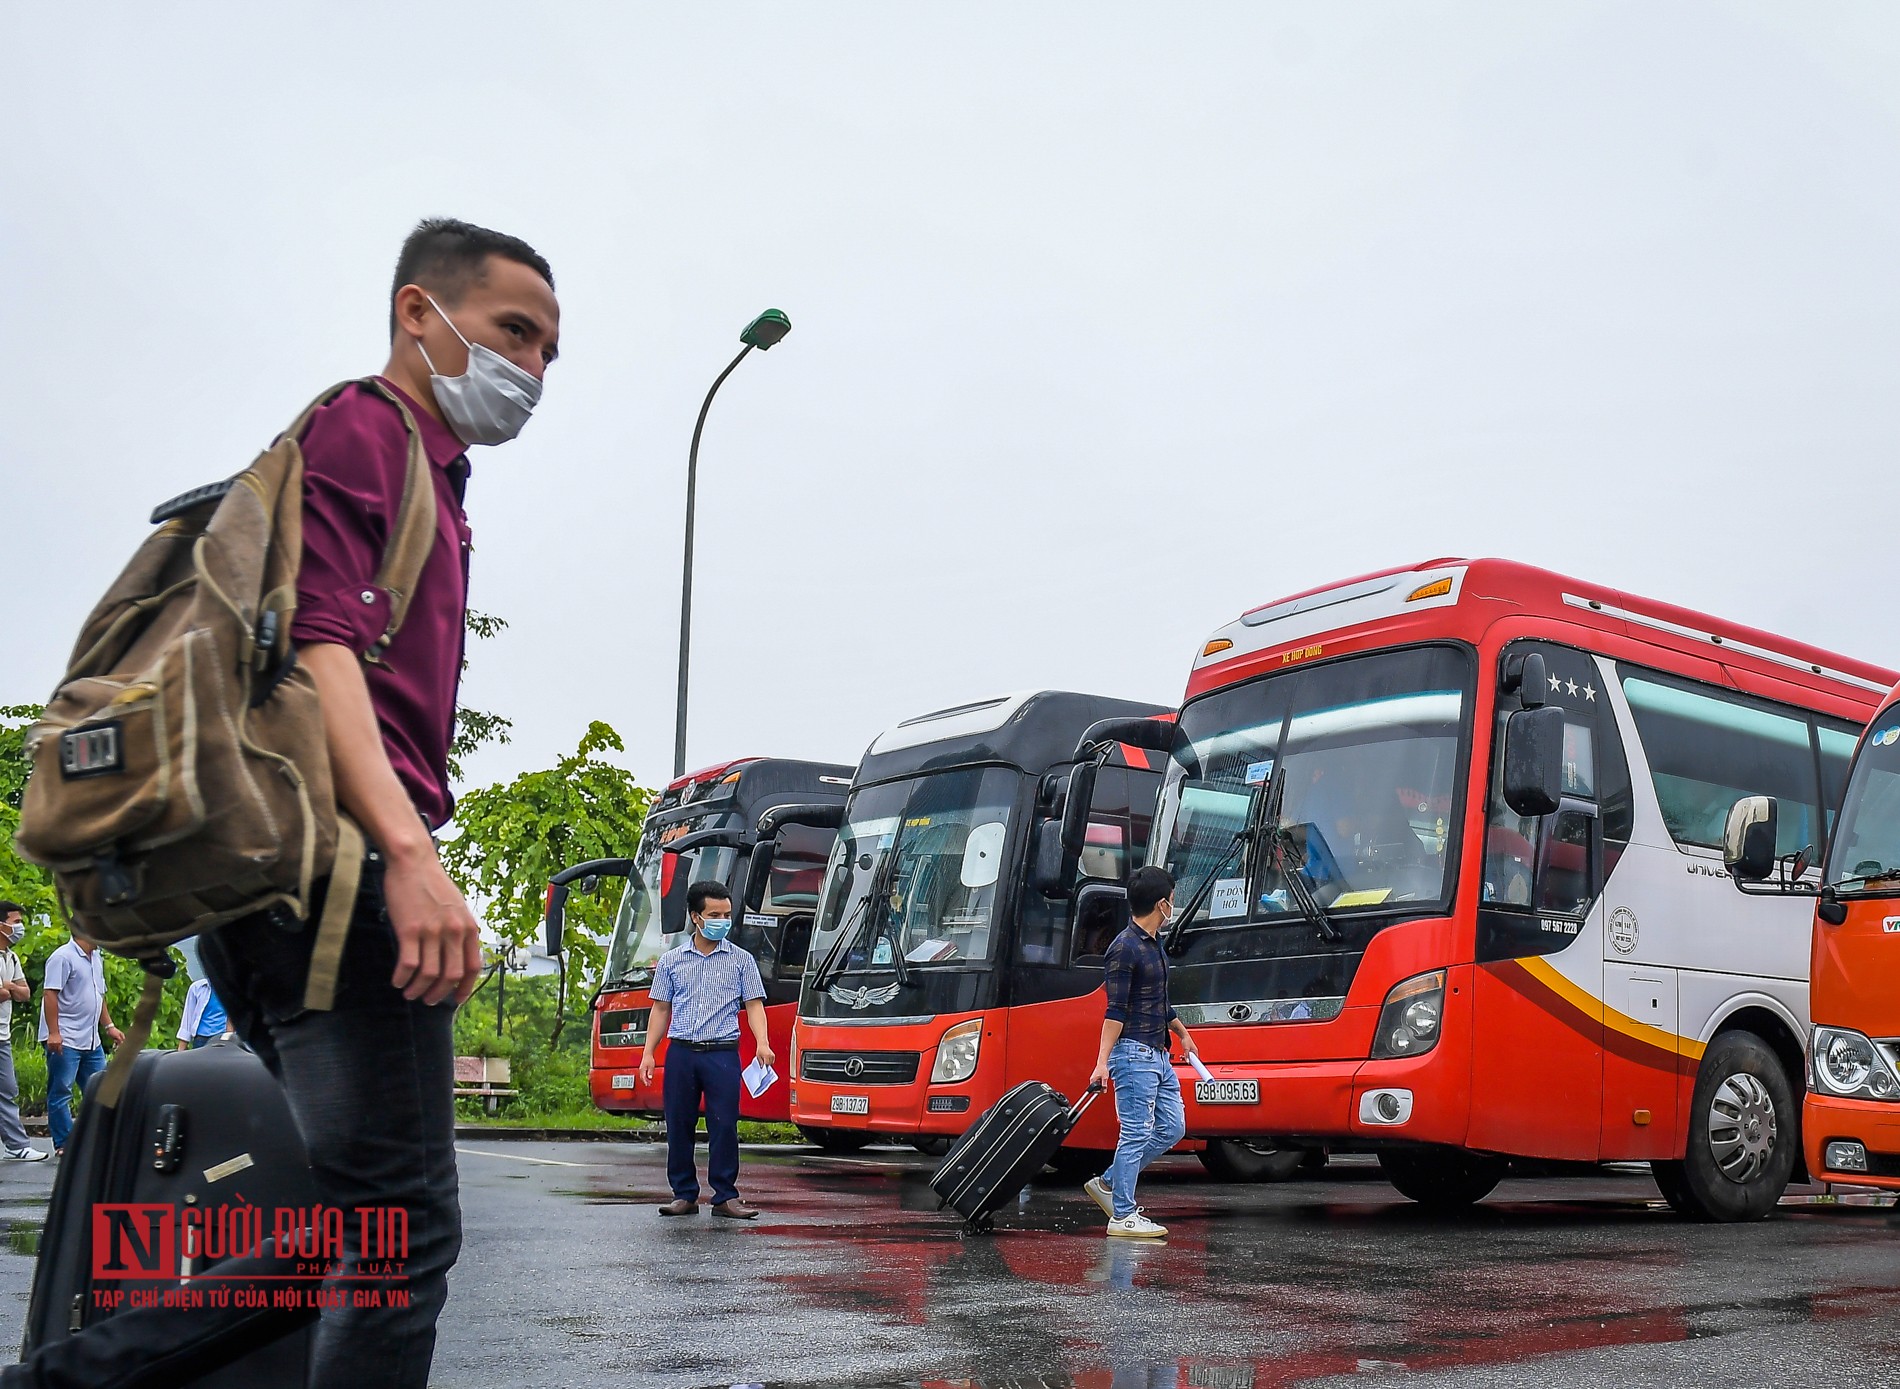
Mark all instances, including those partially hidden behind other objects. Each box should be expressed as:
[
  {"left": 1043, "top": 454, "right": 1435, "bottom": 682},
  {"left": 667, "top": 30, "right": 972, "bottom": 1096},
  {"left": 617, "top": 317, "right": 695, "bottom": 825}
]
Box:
[
  {"left": 176, "top": 976, "right": 231, "bottom": 1050},
  {"left": 0, "top": 903, "right": 48, "bottom": 1161},
  {"left": 39, "top": 927, "right": 122, "bottom": 1157}
]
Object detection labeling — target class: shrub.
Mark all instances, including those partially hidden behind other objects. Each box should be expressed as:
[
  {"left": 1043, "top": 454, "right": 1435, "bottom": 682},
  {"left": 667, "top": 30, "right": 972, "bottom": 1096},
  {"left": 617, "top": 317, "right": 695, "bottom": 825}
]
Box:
[{"left": 13, "top": 1045, "right": 44, "bottom": 1115}]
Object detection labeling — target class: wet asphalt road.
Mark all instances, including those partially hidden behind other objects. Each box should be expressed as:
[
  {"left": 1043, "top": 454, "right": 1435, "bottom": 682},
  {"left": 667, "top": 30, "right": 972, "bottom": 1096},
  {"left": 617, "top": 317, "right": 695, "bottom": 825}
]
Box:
[{"left": 0, "top": 1142, "right": 1895, "bottom": 1388}]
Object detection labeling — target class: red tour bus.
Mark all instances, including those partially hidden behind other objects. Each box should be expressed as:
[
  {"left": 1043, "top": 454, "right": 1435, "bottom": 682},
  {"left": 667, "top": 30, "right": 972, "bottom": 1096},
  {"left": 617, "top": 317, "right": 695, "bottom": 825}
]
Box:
[
  {"left": 787, "top": 691, "right": 1168, "bottom": 1159},
  {"left": 1725, "top": 681, "right": 1900, "bottom": 1193},
  {"left": 543, "top": 757, "right": 852, "bottom": 1122},
  {"left": 1117, "top": 558, "right": 1891, "bottom": 1219}
]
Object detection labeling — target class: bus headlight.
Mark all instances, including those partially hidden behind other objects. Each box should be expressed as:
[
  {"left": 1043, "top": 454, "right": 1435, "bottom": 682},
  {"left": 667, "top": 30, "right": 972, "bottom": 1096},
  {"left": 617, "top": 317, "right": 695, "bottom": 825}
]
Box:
[
  {"left": 931, "top": 1019, "right": 983, "bottom": 1084},
  {"left": 1371, "top": 970, "right": 1446, "bottom": 1060},
  {"left": 1810, "top": 1026, "right": 1900, "bottom": 1101}
]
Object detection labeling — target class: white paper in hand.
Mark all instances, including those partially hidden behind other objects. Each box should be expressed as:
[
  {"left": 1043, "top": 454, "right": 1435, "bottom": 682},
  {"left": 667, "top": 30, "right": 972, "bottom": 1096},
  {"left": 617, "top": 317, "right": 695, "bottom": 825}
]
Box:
[
  {"left": 1187, "top": 1053, "right": 1214, "bottom": 1084},
  {"left": 742, "top": 1059, "right": 779, "bottom": 1098}
]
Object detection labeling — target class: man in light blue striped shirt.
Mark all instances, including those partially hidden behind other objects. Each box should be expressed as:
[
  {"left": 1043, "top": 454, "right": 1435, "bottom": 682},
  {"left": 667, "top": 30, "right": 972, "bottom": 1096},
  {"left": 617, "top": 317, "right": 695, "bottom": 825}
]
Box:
[{"left": 639, "top": 881, "right": 773, "bottom": 1219}]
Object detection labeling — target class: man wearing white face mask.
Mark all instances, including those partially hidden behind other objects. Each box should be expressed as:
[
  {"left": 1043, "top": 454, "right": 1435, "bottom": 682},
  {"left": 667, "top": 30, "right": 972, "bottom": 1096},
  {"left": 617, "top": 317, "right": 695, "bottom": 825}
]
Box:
[
  {"left": 0, "top": 903, "right": 48, "bottom": 1161},
  {"left": 640, "top": 882, "right": 773, "bottom": 1219},
  {"left": 192, "top": 218, "right": 559, "bottom": 1388}
]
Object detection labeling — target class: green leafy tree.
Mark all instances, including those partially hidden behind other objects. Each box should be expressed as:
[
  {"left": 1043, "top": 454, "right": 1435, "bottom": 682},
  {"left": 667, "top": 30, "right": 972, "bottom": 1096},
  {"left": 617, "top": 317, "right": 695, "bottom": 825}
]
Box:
[
  {"left": 439, "top": 721, "right": 652, "bottom": 1035},
  {"left": 448, "top": 610, "right": 513, "bottom": 785}
]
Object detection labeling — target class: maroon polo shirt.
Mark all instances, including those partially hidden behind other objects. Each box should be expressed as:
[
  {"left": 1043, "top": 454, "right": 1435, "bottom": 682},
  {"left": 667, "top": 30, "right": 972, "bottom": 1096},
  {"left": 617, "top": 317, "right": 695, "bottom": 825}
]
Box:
[{"left": 289, "top": 378, "right": 471, "bottom": 829}]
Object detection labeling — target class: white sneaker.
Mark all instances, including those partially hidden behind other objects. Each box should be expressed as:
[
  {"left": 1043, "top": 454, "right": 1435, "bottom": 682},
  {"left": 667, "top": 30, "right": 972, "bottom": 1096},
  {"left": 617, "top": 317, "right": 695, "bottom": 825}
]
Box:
[
  {"left": 1083, "top": 1175, "right": 1114, "bottom": 1218},
  {"left": 1106, "top": 1209, "right": 1167, "bottom": 1239},
  {"left": 3, "top": 1146, "right": 48, "bottom": 1163}
]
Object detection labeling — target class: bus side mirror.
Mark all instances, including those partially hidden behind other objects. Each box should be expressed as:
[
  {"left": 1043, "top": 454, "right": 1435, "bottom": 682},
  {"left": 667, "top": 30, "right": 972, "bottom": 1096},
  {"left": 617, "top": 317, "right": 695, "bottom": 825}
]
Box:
[
  {"left": 743, "top": 841, "right": 776, "bottom": 912},
  {"left": 1031, "top": 762, "right": 1099, "bottom": 898},
  {"left": 1502, "top": 651, "right": 1548, "bottom": 710},
  {"left": 1502, "top": 706, "right": 1565, "bottom": 817},
  {"left": 1062, "top": 761, "right": 1098, "bottom": 857},
  {"left": 1723, "top": 796, "right": 1778, "bottom": 884},
  {"left": 543, "top": 882, "right": 569, "bottom": 957},
  {"left": 1031, "top": 819, "right": 1067, "bottom": 896}
]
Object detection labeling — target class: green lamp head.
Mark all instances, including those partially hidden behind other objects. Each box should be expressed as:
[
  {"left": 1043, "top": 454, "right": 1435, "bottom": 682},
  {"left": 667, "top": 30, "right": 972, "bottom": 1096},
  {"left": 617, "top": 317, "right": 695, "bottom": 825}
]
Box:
[{"left": 740, "top": 309, "right": 791, "bottom": 350}]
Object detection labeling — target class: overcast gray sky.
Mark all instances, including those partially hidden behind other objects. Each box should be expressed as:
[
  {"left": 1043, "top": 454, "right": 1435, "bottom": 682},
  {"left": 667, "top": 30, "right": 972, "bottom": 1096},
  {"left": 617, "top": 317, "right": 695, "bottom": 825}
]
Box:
[{"left": 5, "top": 4, "right": 1899, "bottom": 797}]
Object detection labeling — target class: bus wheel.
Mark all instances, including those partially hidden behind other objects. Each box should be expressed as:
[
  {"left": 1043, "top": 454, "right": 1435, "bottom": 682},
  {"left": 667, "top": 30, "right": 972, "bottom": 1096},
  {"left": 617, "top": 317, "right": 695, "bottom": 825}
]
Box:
[
  {"left": 1198, "top": 1139, "right": 1311, "bottom": 1183},
  {"left": 1649, "top": 1160, "right": 1697, "bottom": 1216},
  {"left": 911, "top": 1136, "right": 953, "bottom": 1157},
  {"left": 1669, "top": 1031, "right": 1797, "bottom": 1222},
  {"left": 1378, "top": 1147, "right": 1504, "bottom": 1208},
  {"left": 798, "top": 1126, "right": 872, "bottom": 1153}
]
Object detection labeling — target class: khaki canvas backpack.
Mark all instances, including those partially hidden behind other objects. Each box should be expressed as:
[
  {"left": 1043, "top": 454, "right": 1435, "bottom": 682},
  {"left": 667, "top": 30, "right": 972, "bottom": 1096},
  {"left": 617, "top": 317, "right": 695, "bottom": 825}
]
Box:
[{"left": 14, "top": 378, "right": 438, "bottom": 1105}]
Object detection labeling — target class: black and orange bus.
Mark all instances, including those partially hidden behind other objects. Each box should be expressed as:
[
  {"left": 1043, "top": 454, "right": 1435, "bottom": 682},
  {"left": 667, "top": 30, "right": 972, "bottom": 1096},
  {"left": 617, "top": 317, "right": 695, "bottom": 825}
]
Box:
[{"left": 543, "top": 757, "right": 851, "bottom": 1123}]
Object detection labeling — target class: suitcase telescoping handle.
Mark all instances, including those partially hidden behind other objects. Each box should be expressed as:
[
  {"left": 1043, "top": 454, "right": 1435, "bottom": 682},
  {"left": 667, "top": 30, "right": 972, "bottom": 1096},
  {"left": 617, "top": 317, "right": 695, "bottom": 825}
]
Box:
[{"left": 1067, "top": 1082, "right": 1106, "bottom": 1125}]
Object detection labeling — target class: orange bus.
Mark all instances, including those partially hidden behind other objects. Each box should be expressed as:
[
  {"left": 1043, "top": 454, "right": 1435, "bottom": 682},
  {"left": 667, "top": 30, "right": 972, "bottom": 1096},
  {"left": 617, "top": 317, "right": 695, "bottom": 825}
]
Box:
[
  {"left": 1726, "top": 681, "right": 1900, "bottom": 1193},
  {"left": 543, "top": 757, "right": 851, "bottom": 1122},
  {"left": 1122, "top": 558, "right": 1891, "bottom": 1218},
  {"left": 786, "top": 691, "right": 1168, "bottom": 1160}
]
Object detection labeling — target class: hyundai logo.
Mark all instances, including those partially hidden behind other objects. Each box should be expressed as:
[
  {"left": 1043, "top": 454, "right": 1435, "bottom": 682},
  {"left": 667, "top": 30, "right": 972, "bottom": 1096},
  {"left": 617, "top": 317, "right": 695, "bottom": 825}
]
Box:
[
  {"left": 1228, "top": 1003, "right": 1253, "bottom": 1022},
  {"left": 843, "top": 1057, "right": 866, "bottom": 1079}
]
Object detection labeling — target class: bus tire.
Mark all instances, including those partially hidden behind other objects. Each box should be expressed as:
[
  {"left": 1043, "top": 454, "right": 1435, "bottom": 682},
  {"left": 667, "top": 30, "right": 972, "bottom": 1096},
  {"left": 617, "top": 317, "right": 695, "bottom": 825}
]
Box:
[
  {"left": 1670, "top": 1030, "right": 1797, "bottom": 1223},
  {"left": 798, "top": 1126, "right": 872, "bottom": 1153},
  {"left": 1378, "top": 1147, "right": 1504, "bottom": 1208},
  {"left": 1197, "top": 1139, "right": 1311, "bottom": 1183},
  {"left": 1649, "top": 1160, "right": 1697, "bottom": 1217},
  {"left": 911, "top": 1136, "right": 953, "bottom": 1157}
]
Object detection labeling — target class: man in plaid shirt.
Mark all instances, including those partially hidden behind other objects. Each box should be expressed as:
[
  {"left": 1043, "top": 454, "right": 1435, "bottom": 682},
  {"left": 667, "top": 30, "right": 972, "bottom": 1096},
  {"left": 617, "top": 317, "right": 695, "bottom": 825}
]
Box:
[{"left": 1086, "top": 866, "right": 1199, "bottom": 1238}]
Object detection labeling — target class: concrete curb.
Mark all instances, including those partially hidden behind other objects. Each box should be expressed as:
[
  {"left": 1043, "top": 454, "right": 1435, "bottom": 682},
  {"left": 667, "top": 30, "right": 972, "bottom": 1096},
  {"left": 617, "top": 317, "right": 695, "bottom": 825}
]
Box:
[{"left": 454, "top": 1126, "right": 663, "bottom": 1143}]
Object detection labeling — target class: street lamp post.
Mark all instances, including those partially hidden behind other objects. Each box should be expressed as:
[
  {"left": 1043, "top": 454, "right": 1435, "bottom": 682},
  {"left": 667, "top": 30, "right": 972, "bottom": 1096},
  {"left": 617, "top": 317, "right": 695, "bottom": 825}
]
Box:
[{"left": 674, "top": 309, "right": 791, "bottom": 778}]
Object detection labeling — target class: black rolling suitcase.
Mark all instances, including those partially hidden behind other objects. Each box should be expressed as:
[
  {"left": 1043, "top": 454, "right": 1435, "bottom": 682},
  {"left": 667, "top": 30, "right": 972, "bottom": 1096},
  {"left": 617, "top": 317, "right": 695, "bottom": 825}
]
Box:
[
  {"left": 23, "top": 1041, "right": 320, "bottom": 1386},
  {"left": 929, "top": 1080, "right": 1101, "bottom": 1231}
]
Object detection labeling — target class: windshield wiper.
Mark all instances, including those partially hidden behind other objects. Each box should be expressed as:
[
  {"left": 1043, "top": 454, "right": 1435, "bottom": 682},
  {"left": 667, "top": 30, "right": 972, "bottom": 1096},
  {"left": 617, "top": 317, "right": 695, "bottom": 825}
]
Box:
[
  {"left": 1264, "top": 822, "right": 1341, "bottom": 942},
  {"left": 811, "top": 842, "right": 913, "bottom": 993},
  {"left": 1829, "top": 867, "right": 1900, "bottom": 893},
  {"left": 1163, "top": 768, "right": 1340, "bottom": 953},
  {"left": 1164, "top": 826, "right": 1255, "bottom": 955}
]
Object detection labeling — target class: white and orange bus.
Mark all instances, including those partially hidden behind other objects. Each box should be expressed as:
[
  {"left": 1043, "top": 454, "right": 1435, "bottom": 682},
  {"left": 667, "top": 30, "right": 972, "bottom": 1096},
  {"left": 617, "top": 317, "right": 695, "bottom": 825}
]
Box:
[
  {"left": 1726, "top": 681, "right": 1900, "bottom": 1194},
  {"left": 1115, "top": 558, "right": 1892, "bottom": 1219}
]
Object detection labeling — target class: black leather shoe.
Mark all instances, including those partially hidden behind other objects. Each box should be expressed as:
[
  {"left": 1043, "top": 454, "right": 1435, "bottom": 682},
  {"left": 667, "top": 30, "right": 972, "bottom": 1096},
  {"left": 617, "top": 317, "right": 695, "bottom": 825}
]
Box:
[
  {"left": 712, "top": 1199, "right": 760, "bottom": 1220},
  {"left": 657, "top": 1199, "right": 699, "bottom": 1216}
]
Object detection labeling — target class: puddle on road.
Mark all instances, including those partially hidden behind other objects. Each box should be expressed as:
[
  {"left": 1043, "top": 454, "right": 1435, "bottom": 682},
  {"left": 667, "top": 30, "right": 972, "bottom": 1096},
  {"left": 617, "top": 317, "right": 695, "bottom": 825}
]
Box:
[{"left": 6, "top": 1219, "right": 39, "bottom": 1257}]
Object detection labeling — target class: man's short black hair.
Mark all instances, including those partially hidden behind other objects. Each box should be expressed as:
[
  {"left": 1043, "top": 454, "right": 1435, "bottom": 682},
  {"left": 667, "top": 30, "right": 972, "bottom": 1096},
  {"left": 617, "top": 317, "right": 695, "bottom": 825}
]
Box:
[
  {"left": 389, "top": 217, "right": 554, "bottom": 338},
  {"left": 0, "top": 901, "right": 21, "bottom": 921},
  {"left": 1127, "top": 866, "right": 1175, "bottom": 918},
  {"left": 686, "top": 881, "right": 732, "bottom": 916}
]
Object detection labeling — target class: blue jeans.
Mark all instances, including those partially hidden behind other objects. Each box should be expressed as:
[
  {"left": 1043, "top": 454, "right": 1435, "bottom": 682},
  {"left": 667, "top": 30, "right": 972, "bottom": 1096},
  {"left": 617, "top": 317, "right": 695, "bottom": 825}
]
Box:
[
  {"left": 662, "top": 1044, "right": 743, "bottom": 1205},
  {"left": 44, "top": 1043, "right": 105, "bottom": 1151},
  {"left": 1106, "top": 1038, "right": 1185, "bottom": 1219},
  {"left": 200, "top": 858, "right": 459, "bottom": 1389}
]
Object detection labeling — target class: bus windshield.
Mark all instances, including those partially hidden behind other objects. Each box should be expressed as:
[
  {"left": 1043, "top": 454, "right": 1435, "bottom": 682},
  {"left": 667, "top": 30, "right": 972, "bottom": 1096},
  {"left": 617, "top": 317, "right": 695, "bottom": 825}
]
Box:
[
  {"left": 1157, "top": 645, "right": 1473, "bottom": 931},
  {"left": 1825, "top": 715, "right": 1900, "bottom": 892},
  {"left": 600, "top": 822, "right": 740, "bottom": 987},
  {"left": 808, "top": 765, "right": 1019, "bottom": 976}
]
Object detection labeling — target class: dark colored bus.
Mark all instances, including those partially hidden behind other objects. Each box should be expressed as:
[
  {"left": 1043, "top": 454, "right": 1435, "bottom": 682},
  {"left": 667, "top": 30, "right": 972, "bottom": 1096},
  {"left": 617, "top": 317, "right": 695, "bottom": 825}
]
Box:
[
  {"left": 543, "top": 756, "right": 852, "bottom": 1122},
  {"left": 785, "top": 691, "right": 1169, "bottom": 1157}
]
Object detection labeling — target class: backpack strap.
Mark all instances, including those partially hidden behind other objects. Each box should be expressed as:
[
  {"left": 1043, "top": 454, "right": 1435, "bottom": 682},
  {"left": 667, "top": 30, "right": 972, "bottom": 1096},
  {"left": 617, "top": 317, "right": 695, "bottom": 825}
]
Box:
[
  {"left": 302, "top": 815, "right": 365, "bottom": 1012},
  {"left": 93, "top": 965, "right": 171, "bottom": 1110},
  {"left": 278, "top": 378, "right": 441, "bottom": 665},
  {"left": 355, "top": 379, "right": 441, "bottom": 664}
]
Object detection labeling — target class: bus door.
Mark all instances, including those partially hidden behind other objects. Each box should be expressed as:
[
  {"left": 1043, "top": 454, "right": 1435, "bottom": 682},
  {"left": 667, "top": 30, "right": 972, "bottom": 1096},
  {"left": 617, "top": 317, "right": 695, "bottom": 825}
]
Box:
[
  {"left": 1009, "top": 763, "right": 1159, "bottom": 1147},
  {"left": 1469, "top": 643, "right": 1620, "bottom": 1161}
]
